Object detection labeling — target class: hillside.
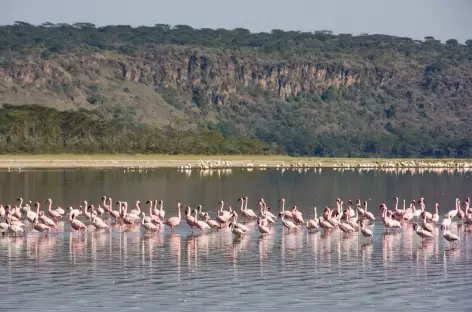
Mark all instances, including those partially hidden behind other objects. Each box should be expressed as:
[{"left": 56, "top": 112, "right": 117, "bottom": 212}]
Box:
[{"left": 1, "top": 22, "right": 472, "bottom": 157}]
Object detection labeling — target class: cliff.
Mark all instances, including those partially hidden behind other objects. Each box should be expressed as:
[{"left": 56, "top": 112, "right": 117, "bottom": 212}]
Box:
[{"left": 1, "top": 23, "right": 472, "bottom": 157}]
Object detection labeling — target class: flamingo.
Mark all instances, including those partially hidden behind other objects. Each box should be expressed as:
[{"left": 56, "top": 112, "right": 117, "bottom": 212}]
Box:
[
  {"left": 90, "top": 210, "right": 109, "bottom": 231},
  {"left": 419, "top": 198, "right": 432, "bottom": 220},
  {"left": 257, "top": 217, "right": 271, "bottom": 235},
  {"left": 239, "top": 197, "right": 257, "bottom": 220},
  {"left": 203, "top": 213, "right": 221, "bottom": 230},
  {"left": 101, "top": 196, "right": 111, "bottom": 211},
  {"left": 184, "top": 206, "right": 197, "bottom": 232},
  {"left": 413, "top": 223, "right": 433, "bottom": 244},
  {"left": 441, "top": 214, "right": 452, "bottom": 231},
  {"left": 129, "top": 200, "right": 142, "bottom": 217},
  {"left": 95, "top": 205, "right": 105, "bottom": 217},
  {"left": 145, "top": 200, "right": 162, "bottom": 225},
  {"left": 46, "top": 198, "right": 63, "bottom": 221},
  {"left": 356, "top": 199, "right": 365, "bottom": 216},
  {"left": 318, "top": 217, "right": 334, "bottom": 231},
  {"left": 243, "top": 197, "right": 257, "bottom": 219},
  {"left": 69, "top": 212, "right": 86, "bottom": 235},
  {"left": 445, "top": 198, "right": 459, "bottom": 219},
  {"left": 359, "top": 220, "right": 373, "bottom": 243},
  {"left": 140, "top": 212, "right": 160, "bottom": 232},
  {"left": 228, "top": 222, "right": 246, "bottom": 237},
  {"left": 457, "top": 202, "right": 465, "bottom": 220},
  {"left": 6, "top": 217, "right": 24, "bottom": 236},
  {"left": 279, "top": 212, "right": 298, "bottom": 232},
  {"left": 82, "top": 201, "right": 93, "bottom": 221},
  {"left": 291, "top": 205, "right": 304, "bottom": 224},
  {"left": 38, "top": 209, "right": 59, "bottom": 232},
  {"left": 442, "top": 228, "right": 460, "bottom": 249},
  {"left": 306, "top": 207, "right": 319, "bottom": 231},
  {"left": 120, "top": 203, "right": 138, "bottom": 226},
  {"left": 230, "top": 210, "right": 249, "bottom": 232},
  {"left": 33, "top": 218, "right": 50, "bottom": 236},
  {"left": 104, "top": 201, "right": 121, "bottom": 221},
  {"left": 192, "top": 209, "right": 210, "bottom": 233},
  {"left": 216, "top": 204, "right": 232, "bottom": 228},
  {"left": 68, "top": 206, "right": 82, "bottom": 217},
  {"left": 279, "top": 198, "right": 293, "bottom": 219},
  {"left": 431, "top": 203, "right": 439, "bottom": 224},
  {"left": 338, "top": 213, "right": 355, "bottom": 237},
  {"left": 420, "top": 212, "right": 434, "bottom": 233},
  {"left": 163, "top": 203, "right": 182, "bottom": 231},
  {"left": 259, "top": 198, "right": 277, "bottom": 221},
  {"left": 196, "top": 205, "right": 207, "bottom": 220}
]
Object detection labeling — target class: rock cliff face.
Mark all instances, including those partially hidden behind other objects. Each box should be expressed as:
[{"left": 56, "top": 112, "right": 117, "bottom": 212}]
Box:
[{"left": 0, "top": 52, "right": 400, "bottom": 108}]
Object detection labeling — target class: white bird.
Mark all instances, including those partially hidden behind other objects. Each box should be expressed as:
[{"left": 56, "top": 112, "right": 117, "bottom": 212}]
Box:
[
  {"left": 442, "top": 228, "right": 460, "bottom": 249},
  {"left": 140, "top": 212, "right": 159, "bottom": 232},
  {"left": 204, "top": 213, "right": 221, "bottom": 230},
  {"left": 306, "top": 207, "right": 319, "bottom": 231},
  {"left": 279, "top": 213, "right": 298, "bottom": 231},
  {"left": 90, "top": 211, "right": 109, "bottom": 231},
  {"left": 229, "top": 222, "right": 246, "bottom": 237},
  {"left": 359, "top": 220, "right": 373, "bottom": 243},
  {"left": 445, "top": 198, "right": 459, "bottom": 219},
  {"left": 257, "top": 217, "right": 271, "bottom": 235},
  {"left": 441, "top": 214, "right": 452, "bottom": 231},
  {"left": 413, "top": 223, "right": 433, "bottom": 244}
]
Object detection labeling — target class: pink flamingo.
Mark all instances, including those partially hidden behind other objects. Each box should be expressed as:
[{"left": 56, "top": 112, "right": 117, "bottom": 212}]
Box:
[
  {"left": 46, "top": 198, "right": 64, "bottom": 221},
  {"left": 445, "top": 198, "right": 459, "bottom": 219},
  {"left": 185, "top": 206, "right": 197, "bottom": 232},
  {"left": 291, "top": 205, "right": 304, "bottom": 224},
  {"left": 163, "top": 202, "right": 182, "bottom": 231},
  {"left": 457, "top": 202, "right": 465, "bottom": 220},
  {"left": 120, "top": 203, "right": 137, "bottom": 226},
  {"left": 146, "top": 200, "right": 162, "bottom": 225},
  {"left": 69, "top": 212, "right": 86, "bottom": 235},
  {"left": 101, "top": 196, "right": 111, "bottom": 211},
  {"left": 362, "top": 201, "right": 375, "bottom": 222},
  {"left": 104, "top": 200, "right": 121, "bottom": 221},
  {"left": 192, "top": 209, "right": 210, "bottom": 233},
  {"left": 419, "top": 198, "right": 432, "bottom": 220},
  {"left": 279, "top": 198, "right": 293, "bottom": 219},
  {"left": 38, "top": 211, "right": 59, "bottom": 232},
  {"left": 33, "top": 217, "right": 50, "bottom": 236}
]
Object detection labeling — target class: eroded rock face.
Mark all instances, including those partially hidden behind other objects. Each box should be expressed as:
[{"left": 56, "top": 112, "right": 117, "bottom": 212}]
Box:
[{"left": 0, "top": 51, "right": 399, "bottom": 106}]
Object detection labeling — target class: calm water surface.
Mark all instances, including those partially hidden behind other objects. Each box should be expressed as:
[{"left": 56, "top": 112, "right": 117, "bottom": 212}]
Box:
[{"left": 1, "top": 168, "right": 472, "bottom": 312}]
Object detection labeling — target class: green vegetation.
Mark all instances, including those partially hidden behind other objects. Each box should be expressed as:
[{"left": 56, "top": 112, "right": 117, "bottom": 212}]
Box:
[
  {"left": 0, "top": 105, "right": 274, "bottom": 155},
  {"left": 1, "top": 22, "right": 472, "bottom": 157}
]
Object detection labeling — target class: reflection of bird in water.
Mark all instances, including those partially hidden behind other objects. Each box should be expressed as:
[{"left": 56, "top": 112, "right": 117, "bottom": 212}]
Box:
[
  {"left": 257, "top": 235, "right": 273, "bottom": 265},
  {"left": 25, "top": 235, "right": 57, "bottom": 264}
]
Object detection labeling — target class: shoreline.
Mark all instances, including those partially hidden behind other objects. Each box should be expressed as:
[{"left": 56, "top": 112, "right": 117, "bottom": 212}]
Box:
[{"left": 0, "top": 155, "right": 471, "bottom": 169}]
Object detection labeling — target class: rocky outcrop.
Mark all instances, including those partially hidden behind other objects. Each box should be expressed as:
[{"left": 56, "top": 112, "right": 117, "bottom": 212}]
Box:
[{"left": 0, "top": 52, "right": 400, "bottom": 106}]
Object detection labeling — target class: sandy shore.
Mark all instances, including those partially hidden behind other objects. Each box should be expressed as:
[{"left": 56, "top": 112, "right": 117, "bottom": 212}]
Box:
[{"left": 0, "top": 155, "right": 471, "bottom": 169}]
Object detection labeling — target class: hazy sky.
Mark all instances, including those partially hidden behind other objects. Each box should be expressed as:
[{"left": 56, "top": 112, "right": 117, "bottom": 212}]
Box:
[{"left": 2, "top": 0, "right": 471, "bottom": 42}]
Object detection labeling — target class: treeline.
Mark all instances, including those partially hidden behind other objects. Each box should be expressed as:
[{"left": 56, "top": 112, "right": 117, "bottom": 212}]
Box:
[
  {"left": 0, "top": 105, "right": 275, "bottom": 155},
  {"left": 1, "top": 22, "right": 471, "bottom": 61}
]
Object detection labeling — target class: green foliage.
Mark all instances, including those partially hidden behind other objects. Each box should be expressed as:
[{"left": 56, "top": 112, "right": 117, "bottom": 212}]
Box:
[
  {"left": 1, "top": 23, "right": 472, "bottom": 157},
  {"left": 0, "top": 105, "right": 275, "bottom": 155}
]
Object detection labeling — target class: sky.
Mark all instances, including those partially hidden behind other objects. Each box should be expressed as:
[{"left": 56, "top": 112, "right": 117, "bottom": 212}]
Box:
[{"left": 2, "top": 0, "right": 471, "bottom": 42}]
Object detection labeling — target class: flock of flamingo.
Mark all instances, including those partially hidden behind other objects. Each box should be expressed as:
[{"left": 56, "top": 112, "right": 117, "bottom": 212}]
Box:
[{"left": 0, "top": 196, "right": 470, "bottom": 249}]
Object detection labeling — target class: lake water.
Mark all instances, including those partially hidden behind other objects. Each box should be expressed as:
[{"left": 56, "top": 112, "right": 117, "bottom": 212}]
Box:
[{"left": 1, "top": 167, "right": 471, "bottom": 312}]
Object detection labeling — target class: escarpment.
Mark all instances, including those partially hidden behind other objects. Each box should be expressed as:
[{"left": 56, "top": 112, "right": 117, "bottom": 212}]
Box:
[{"left": 0, "top": 52, "right": 400, "bottom": 107}]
